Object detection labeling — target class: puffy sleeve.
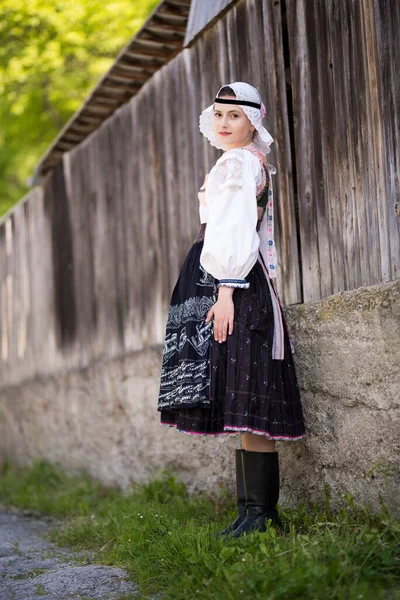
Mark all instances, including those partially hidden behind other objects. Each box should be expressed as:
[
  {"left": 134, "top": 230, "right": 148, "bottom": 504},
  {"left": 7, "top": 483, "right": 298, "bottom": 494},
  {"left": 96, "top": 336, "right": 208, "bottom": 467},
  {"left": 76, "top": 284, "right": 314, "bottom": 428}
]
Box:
[{"left": 199, "top": 149, "right": 261, "bottom": 289}]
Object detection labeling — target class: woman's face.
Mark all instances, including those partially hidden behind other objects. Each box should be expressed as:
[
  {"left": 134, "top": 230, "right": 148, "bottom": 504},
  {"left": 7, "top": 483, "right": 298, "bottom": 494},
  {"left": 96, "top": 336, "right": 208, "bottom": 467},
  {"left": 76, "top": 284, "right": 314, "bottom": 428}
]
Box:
[{"left": 212, "top": 95, "right": 255, "bottom": 149}]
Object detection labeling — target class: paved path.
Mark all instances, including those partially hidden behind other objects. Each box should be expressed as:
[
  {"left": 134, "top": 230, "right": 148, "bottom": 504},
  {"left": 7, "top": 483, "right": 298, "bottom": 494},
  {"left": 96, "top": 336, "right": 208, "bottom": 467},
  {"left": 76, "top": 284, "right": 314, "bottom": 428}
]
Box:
[{"left": 0, "top": 505, "right": 139, "bottom": 600}]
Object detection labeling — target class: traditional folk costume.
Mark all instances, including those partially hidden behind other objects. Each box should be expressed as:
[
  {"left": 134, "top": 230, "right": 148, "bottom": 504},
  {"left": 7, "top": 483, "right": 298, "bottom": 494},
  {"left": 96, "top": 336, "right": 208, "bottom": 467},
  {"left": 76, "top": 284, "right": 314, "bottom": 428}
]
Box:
[{"left": 157, "top": 82, "right": 305, "bottom": 537}]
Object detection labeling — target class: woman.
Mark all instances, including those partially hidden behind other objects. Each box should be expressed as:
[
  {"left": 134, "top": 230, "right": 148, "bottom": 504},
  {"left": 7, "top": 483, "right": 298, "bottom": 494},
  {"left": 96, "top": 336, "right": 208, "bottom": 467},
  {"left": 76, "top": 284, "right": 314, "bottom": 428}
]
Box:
[{"left": 157, "top": 81, "right": 306, "bottom": 538}]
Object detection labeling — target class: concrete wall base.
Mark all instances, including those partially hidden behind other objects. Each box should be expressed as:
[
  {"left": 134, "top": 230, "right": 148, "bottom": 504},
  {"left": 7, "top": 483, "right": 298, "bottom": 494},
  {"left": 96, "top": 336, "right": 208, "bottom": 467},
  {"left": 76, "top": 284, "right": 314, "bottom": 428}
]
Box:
[{"left": 0, "top": 280, "right": 399, "bottom": 514}]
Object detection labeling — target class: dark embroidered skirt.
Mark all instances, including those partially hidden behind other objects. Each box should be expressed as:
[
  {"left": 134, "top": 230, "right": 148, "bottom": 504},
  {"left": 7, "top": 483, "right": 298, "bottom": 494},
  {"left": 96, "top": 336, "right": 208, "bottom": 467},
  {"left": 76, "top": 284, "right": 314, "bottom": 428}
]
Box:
[{"left": 157, "top": 225, "right": 306, "bottom": 440}]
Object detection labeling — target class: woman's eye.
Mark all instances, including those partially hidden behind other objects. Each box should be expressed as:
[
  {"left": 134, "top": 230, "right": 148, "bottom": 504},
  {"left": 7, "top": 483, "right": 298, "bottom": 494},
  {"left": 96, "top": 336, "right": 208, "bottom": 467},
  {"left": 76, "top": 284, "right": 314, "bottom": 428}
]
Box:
[{"left": 214, "top": 113, "right": 239, "bottom": 119}]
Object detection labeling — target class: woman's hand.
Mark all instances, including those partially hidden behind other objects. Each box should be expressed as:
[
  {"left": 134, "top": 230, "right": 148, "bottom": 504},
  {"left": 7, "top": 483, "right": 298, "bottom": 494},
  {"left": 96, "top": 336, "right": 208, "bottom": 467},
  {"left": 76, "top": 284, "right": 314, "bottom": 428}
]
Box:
[{"left": 205, "top": 287, "right": 234, "bottom": 343}]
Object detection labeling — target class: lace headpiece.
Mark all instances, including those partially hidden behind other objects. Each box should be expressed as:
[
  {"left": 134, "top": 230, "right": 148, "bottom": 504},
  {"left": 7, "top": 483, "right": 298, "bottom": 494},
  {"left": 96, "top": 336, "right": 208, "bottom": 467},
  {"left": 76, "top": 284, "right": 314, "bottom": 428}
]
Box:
[{"left": 199, "top": 82, "right": 274, "bottom": 154}]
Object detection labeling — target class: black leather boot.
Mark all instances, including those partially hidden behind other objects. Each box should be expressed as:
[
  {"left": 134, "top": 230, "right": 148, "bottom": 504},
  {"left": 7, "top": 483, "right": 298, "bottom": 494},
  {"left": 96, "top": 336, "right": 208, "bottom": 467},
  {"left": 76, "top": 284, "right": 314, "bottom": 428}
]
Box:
[
  {"left": 231, "top": 450, "right": 283, "bottom": 538},
  {"left": 217, "top": 449, "right": 246, "bottom": 536}
]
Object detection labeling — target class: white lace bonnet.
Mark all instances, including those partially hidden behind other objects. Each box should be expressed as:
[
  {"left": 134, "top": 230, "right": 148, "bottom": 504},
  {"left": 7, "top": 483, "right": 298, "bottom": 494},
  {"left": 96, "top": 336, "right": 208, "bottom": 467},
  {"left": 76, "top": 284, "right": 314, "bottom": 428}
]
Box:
[{"left": 199, "top": 81, "right": 274, "bottom": 153}]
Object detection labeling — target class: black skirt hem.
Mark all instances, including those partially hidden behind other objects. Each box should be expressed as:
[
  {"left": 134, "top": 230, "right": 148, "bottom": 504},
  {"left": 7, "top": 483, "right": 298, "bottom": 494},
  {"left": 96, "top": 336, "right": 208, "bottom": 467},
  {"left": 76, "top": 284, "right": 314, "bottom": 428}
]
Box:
[{"left": 160, "top": 421, "right": 306, "bottom": 441}]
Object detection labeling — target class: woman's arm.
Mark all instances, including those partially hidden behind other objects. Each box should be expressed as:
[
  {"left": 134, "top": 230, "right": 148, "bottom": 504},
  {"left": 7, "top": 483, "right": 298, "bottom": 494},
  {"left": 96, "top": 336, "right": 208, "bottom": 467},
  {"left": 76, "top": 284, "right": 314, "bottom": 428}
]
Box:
[{"left": 200, "top": 150, "right": 260, "bottom": 341}]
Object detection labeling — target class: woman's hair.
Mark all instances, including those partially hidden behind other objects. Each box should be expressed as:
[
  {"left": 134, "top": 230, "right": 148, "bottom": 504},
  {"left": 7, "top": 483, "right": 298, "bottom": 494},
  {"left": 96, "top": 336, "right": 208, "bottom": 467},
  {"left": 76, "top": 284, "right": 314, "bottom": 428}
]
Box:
[
  {"left": 217, "top": 85, "right": 255, "bottom": 140},
  {"left": 217, "top": 85, "right": 236, "bottom": 98}
]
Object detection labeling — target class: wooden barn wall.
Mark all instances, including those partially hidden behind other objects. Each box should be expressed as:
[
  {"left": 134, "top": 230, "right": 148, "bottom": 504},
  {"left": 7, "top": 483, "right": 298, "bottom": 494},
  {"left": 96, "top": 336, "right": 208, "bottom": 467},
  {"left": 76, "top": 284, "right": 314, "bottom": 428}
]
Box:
[
  {"left": 286, "top": 0, "right": 399, "bottom": 301},
  {"left": 0, "top": 0, "right": 398, "bottom": 385}
]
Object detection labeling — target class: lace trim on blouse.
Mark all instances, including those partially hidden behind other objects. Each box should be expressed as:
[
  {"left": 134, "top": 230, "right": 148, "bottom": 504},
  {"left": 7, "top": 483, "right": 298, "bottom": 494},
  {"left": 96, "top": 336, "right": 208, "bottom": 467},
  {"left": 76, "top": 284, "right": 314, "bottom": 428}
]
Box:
[{"left": 213, "top": 152, "right": 245, "bottom": 191}]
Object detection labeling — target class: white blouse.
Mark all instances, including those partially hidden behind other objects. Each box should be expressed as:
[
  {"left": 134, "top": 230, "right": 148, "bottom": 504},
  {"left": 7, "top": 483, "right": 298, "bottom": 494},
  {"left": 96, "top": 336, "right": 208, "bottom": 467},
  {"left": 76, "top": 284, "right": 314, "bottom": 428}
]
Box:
[
  {"left": 198, "top": 147, "right": 264, "bottom": 289},
  {"left": 197, "top": 146, "right": 285, "bottom": 360}
]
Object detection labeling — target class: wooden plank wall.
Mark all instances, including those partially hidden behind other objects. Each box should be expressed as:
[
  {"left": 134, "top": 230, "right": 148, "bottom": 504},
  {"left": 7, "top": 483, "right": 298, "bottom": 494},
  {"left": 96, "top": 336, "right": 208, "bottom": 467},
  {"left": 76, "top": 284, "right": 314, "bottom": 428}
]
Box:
[
  {"left": 0, "top": 0, "right": 398, "bottom": 385},
  {"left": 286, "top": 0, "right": 399, "bottom": 301},
  {"left": 373, "top": 0, "right": 400, "bottom": 281}
]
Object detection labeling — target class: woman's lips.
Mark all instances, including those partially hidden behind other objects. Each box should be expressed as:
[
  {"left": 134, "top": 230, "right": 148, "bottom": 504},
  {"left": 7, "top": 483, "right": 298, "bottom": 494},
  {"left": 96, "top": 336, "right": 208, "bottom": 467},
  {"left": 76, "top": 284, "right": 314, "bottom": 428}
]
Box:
[{"left": 218, "top": 132, "right": 231, "bottom": 136}]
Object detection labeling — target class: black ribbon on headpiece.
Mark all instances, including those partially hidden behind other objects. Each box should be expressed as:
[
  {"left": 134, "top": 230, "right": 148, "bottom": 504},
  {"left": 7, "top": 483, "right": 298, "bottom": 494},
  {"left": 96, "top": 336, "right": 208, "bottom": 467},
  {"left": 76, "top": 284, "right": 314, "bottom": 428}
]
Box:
[{"left": 214, "top": 98, "right": 261, "bottom": 109}]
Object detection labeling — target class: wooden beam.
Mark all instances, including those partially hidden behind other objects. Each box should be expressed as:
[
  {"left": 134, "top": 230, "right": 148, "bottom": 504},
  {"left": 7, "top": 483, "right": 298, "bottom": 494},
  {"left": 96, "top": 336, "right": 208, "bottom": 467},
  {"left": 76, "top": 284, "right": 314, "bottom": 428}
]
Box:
[
  {"left": 140, "top": 30, "right": 183, "bottom": 46},
  {"left": 54, "top": 141, "right": 76, "bottom": 150},
  {"left": 83, "top": 105, "right": 115, "bottom": 115},
  {"left": 130, "top": 37, "right": 179, "bottom": 49},
  {"left": 117, "top": 60, "right": 160, "bottom": 74},
  {"left": 46, "top": 151, "right": 63, "bottom": 159},
  {"left": 61, "top": 132, "right": 85, "bottom": 142},
  {"left": 119, "top": 56, "right": 164, "bottom": 68},
  {"left": 160, "top": 4, "right": 190, "bottom": 18},
  {"left": 69, "top": 123, "right": 98, "bottom": 133},
  {"left": 124, "top": 47, "right": 172, "bottom": 60},
  {"left": 164, "top": 0, "right": 191, "bottom": 8},
  {"left": 108, "top": 69, "right": 150, "bottom": 83},
  {"left": 100, "top": 82, "right": 142, "bottom": 94},
  {"left": 146, "top": 19, "right": 187, "bottom": 34},
  {"left": 75, "top": 115, "right": 105, "bottom": 125},
  {"left": 90, "top": 95, "right": 120, "bottom": 106},
  {"left": 152, "top": 11, "right": 188, "bottom": 24},
  {"left": 91, "top": 90, "right": 130, "bottom": 101}
]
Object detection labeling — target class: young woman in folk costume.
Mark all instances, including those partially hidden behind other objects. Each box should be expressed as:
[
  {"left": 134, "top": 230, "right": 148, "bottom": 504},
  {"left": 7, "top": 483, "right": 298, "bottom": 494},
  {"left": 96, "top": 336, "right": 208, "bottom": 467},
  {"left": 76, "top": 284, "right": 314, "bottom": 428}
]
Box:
[{"left": 157, "top": 81, "right": 305, "bottom": 537}]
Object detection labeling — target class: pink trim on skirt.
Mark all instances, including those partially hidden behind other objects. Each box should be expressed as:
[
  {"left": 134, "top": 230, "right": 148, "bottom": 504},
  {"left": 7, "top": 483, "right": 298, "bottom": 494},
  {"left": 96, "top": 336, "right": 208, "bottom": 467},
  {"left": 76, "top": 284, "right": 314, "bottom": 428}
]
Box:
[{"left": 161, "top": 421, "right": 306, "bottom": 441}]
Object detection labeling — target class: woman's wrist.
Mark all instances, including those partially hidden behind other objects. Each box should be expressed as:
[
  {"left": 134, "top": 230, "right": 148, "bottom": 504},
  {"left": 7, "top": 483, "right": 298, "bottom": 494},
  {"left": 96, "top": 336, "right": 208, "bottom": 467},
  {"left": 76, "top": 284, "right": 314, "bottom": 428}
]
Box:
[{"left": 217, "top": 286, "right": 234, "bottom": 299}]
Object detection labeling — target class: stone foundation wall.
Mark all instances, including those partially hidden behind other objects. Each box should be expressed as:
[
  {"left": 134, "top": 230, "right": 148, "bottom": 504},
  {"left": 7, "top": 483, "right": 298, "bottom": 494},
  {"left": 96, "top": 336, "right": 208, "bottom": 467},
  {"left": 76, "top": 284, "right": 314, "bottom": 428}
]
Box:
[{"left": 0, "top": 280, "right": 399, "bottom": 514}]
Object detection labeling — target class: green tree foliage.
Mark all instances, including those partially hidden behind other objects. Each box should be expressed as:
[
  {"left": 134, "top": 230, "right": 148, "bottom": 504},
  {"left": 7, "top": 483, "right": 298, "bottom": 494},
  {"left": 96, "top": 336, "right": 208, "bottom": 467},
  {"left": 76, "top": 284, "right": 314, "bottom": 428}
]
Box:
[{"left": 0, "top": 0, "right": 159, "bottom": 217}]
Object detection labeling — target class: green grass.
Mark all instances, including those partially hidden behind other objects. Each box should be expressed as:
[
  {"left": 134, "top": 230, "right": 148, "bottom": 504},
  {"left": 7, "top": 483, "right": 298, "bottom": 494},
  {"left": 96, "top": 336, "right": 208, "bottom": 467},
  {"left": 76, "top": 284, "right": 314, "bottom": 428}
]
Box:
[{"left": 0, "top": 459, "right": 399, "bottom": 600}]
